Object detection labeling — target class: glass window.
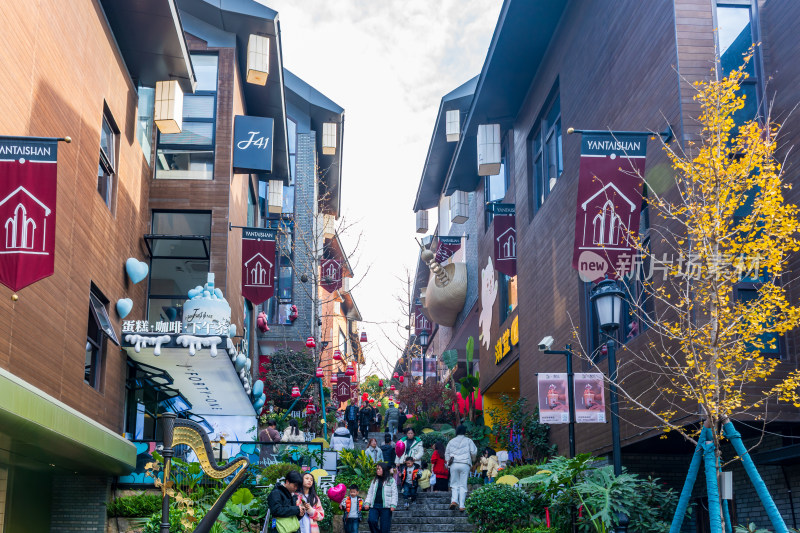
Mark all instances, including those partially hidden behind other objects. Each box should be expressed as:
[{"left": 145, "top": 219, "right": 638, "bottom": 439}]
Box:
[
  {"left": 247, "top": 184, "right": 256, "bottom": 227},
  {"left": 152, "top": 211, "right": 211, "bottom": 236},
  {"left": 85, "top": 289, "right": 115, "bottom": 390},
  {"left": 278, "top": 257, "right": 293, "bottom": 301},
  {"left": 485, "top": 156, "right": 508, "bottom": 228},
  {"left": 499, "top": 273, "right": 518, "bottom": 324},
  {"left": 136, "top": 86, "right": 155, "bottom": 165},
  {"left": 339, "top": 328, "right": 348, "bottom": 358},
  {"left": 715, "top": 3, "right": 760, "bottom": 125},
  {"left": 282, "top": 185, "right": 295, "bottom": 214},
  {"left": 530, "top": 91, "right": 562, "bottom": 212},
  {"left": 98, "top": 115, "right": 116, "bottom": 209},
  {"left": 258, "top": 181, "right": 267, "bottom": 227},
  {"left": 156, "top": 53, "right": 217, "bottom": 180}
]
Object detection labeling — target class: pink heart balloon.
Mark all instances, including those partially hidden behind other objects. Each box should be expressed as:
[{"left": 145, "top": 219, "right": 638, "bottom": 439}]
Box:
[
  {"left": 395, "top": 440, "right": 406, "bottom": 457},
  {"left": 327, "top": 483, "right": 347, "bottom": 504}
]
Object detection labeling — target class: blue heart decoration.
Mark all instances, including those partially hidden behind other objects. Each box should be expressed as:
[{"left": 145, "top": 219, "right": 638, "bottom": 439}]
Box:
[
  {"left": 125, "top": 258, "right": 149, "bottom": 284},
  {"left": 253, "top": 396, "right": 265, "bottom": 410},
  {"left": 116, "top": 298, "right": 133, "bottom": 319},
  {"left": 252, "top": 380, "right": 264, "bottom": 398},
  {"left": 235, "top": 353, "right": 247, "bottom": 371}
]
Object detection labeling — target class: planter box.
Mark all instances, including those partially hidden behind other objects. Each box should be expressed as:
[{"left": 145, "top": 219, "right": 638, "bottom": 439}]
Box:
[{"left": 106, "top": 517, "right": 150, "bottom": 533}]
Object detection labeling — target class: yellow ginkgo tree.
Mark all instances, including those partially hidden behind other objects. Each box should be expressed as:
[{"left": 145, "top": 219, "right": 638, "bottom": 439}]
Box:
[{"left": 578, "top": 53, "right": 800, "bottom": 533}]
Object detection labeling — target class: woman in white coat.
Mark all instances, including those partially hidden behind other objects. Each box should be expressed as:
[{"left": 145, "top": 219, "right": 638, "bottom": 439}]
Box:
[
  {"left": 364, "top": 462, "right": 398, "bottom": 533},
  {"left": 394, "top": 428, "right": 424, "bottom": 466},
  {"left": 444, "top": 424, "right": 477, "bottom": 511}
]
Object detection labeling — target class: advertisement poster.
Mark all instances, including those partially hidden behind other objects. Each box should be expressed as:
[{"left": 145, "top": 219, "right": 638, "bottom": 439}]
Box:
[
  {"left": 538, "top": 373, "right": 569, "bottom": 424},
  {"left": 573, "top": 373, "right": 607, "bottom": 423}
]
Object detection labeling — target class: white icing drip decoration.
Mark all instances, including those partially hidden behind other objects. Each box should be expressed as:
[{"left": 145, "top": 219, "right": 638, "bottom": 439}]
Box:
[
  {"left": 124, "top": 334, "right": 171, "bottom": 356},
  {"left": 175, "top": 335, "right": 222, "bottom": 357}
]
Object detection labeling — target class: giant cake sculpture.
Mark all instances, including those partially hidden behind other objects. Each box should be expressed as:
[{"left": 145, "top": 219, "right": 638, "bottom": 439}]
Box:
[{"left": 182, "top": 273, "right": 232, "bottom": 335}]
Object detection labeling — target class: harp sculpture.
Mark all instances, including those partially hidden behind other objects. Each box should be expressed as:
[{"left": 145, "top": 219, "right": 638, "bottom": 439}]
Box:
[{"left": 158, "top": 413, "right": 250, "bottom": 533}]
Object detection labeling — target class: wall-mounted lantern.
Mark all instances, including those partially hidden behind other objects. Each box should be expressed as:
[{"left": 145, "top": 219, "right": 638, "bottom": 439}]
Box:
[
  {"left": 154, "top": 80, "right": 183, "bottom": 134},
  {"left": 415, "top": 210, "right": 428, "bottom": 234},
  {"left": 322, "top": 123, "right": 337, "bottom": 155},
  {"left": 445, "top": 110, "right": 460, "bottom": 142},
  {"left": 477, "top": 124, "right": 501, "bottom": 176},
  {"left": 268, "top": 180, "right": 283, "bottom": 214},
  {"left": 246, "top": 34, "right": 269, "bottom": 85},
  {"left": 449, "top": 191, "right": 469, "bottom": 224}
]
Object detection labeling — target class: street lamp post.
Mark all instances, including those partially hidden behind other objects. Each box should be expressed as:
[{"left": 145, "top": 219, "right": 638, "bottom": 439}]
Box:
[
  {"left": 590, "top": 277, "right": 629, "bottom": 533},
  {"left": 418, "top": 330, "right": 429, "bottom": 384},
  {"left": 543, "top": 344, "right": 576, "bottom": 458}
]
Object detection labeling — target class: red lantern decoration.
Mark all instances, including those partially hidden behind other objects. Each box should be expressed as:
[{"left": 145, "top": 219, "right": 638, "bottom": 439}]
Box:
[
  {"left": 316, "top": 367, "right": 324, "bottom": 378},
  {"left": 399, "top": 375, "right": 404, "bottom": 383},
  {"left": 369, "top": 398, "right": 375, "bottom": 403},
  {"left": 346, "top": 363, "right": 355, "bottom": 376},
  {"left": 306, "top": 402, "right": 317, "bottom": 415},
  {"left": 333, "top": 350, "right": 342, "bottom": 361},
  {"left": 390, "top": 385, "right": 396, "bottom": 391},
  {"left": 256, "top": 312, "right": 269, "bottom": 333},
  {"left": 360, "top": 332, "right": 368, "bottom": 343},
  {"left": 306, "top": 337, "right": 316, "bottom": 348},
  {"left": 393, "top": 372, "right": 399, "bottom": 379},
  {"left": 291, "top": 386, "right": 301, "bottom": 398},
  {"left": 379, "top": 379, "right": 384, "bottom": 387},
  {"left": 289, "top": 305, "right": 299, "bottom": 322},
  {"left": 331, "top": 374, "right": 338, "bottom": 384},
  {"left": 362, "top": 392, "right": 369, "bottom": 401}
]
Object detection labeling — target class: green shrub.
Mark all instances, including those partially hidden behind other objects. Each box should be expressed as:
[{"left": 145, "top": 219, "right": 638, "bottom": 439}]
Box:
[
  {"left": 502, "top": 464, "right": 544, "bottom": 480},
  {"left": 107, "top": 492, "right": 162, "bottom": 517},
  {"left": 262, "top": 462, "right": 302, "bottom": 485},
  {"left": 465, "top": 483, "right": 536, "bottom": 532},
  {"left": 420, "top": 430, "right": 451, "bottom": 449},
  {"left": 468, "top": 476, "right": 484, "bottom": 486},
  {"left": 317, "top": 491, "right": 343, "bottom": 532}
]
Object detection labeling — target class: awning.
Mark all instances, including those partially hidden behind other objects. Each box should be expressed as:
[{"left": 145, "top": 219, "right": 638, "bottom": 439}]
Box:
[
  {"left": 0, "top": 368, "right": 137, "bottom": 475},
  {"left": 122, "top": 333, "right": 255, "bottom": 416},
  {"left": 98, "top": 0, "right": 196, "bottom": 93},
  {"left": 144, "top": 234, "right": 210, "bottom": 259},
  {"left": 444, "top": 0, "right": 567, "bottom": 195}
]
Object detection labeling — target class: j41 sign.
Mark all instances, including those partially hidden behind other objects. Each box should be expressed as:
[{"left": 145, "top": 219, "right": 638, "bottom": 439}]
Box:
[{"left": 233, "top": 115, "right": 274, "bottom": 174}]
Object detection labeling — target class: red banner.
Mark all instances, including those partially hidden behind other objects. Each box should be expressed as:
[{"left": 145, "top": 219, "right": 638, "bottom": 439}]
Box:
[
  {"left": 493, "top": 204, "right": 516, "bottom": 277},
  {"left": 435, "top": 235, "right": 462, "bottom": 263},
  {"left": 414, "top": 302, "right": 431, "bottom": 336},
  {"left": 241, "top": 227, "right": 276, "bottom": 305},
  {"left": 333, "top": 373, "right": 351, "bottom": 404},
  {"left": 0, "top": 138, "right": 58, "bottom": 292},
  {"left": 320, "top": 258, "right": 342, "bottom": 293},
  {"left": 572, "top": 133, "right": 648, "bottom": 282}
]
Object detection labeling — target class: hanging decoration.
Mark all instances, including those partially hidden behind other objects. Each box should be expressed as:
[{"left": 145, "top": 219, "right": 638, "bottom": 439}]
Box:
[
  {"left": 306, "top": 337, "right": 316, "bottom": 348},
  {"left": 333, "top": 350, "right": 343, "bottom": 361},
  {"left": 125, "top": 258, "right": 149, "bottom": 284},
  {"left": 360, "top": 332, "right": 368, "bottom": 343},
  {"left": 331, "top": 374, "right": 338, "bottom": 384},
  {"left": 379, "top": 379, "right": 384, "bottom": 387},
  {"left": 289, "top": 304, "right": 298, "bottom": 322},
  {"left": 390, "top": 385, "right": 396, "bottom": 391},
  {"left": 291, "top": 386, "right": 301, "bottom": 398},
  {"left": 399, "top": 375, "right": 404, "bottom": 383},
  {"left": 393, "top": 372, "right": 399, "bottom": 379},
  {"left": 346, "top": 363, "right": 355, "bottom": 376},
  {"left": 257, "top": 311, "right": 269, "bottom": 333},
  {"left": 116, "top": 298, "right": 133, "bottom": 319},
  {"left": 316, "top": 367, "right": 324, "bottom": 378}
]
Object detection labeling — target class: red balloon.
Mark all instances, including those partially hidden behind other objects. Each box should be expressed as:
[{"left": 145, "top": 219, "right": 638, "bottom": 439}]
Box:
[
  {"left": 395, "top": 440, "right": 406, "bottom": 457},
  {"left": 379, "top": 379, "right": 384, "bottom": 387}
]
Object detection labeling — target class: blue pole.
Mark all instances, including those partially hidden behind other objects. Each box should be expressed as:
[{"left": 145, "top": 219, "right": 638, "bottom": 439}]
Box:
[
  {"left": 319, "top": 377, "right": 328, "bottom": 439},
  {"left": 722, "top": 499, "right": 732, "bottom": 533},
  {"left": 278, "top": 378, "right": 315, "bottom": 424},
  {"left": 669, "top": 427, "right": 708, "bottom": 533},
  {"left": 723, "top": 420, "right": 789, "bottom": 533},
  {"left": 703, "top": 433, "right": 723, "bottom": 533}
]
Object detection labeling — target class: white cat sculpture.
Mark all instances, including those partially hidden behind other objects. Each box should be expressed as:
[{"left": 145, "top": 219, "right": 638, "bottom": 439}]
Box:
[{"left": 479, "top": 257, "right": 498, "bottom": 350}]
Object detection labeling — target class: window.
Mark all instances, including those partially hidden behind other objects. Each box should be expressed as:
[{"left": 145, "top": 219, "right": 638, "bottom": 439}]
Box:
[
  {"left": 530, "top": 92, "right": 563, "bottom": 212},
  {"left": 86, "top": 288, "right": 118, "bottom": 389},
  {"left": 156, "top": 54, "right": 218, "bottom": 179},
  {"left": 98, "top": 114, "right": 117, "bottom": 208},
  {"left": 485, "top": 154, "right": 508, "bottom": 228},
  {"left": 714, "top": 2, "right": 762, "bottom": 125},
  {"left": 247, "top": 183, "right": 257, "bottom": 227},
  {"left": 147, "top": 212, "right": 211, "bottom": 323},
  {"left": 136, "top": 85, "right": 155, "bottom": 165},
  {"left": 339, "top": 328, "right": 348, "bottom": 359},
  {"left": 499, "top": 273, "right": 518, "bottom": 324}
]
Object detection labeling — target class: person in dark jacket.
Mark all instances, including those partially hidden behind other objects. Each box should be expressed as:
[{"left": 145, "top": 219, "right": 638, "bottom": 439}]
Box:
[
  {"left": 359, "top": 404, "right": 374, "bottom": 442},
  {"left": 380, "top": 433, "right": 396, "bottom": 464},
  {"left": 345, "top": 402, "right": 359, "bottom": 439},
  {"left": 398, "top": 408, "right": 408, "bottom": 433},
  {"left": 266, "top": 470, "right": 305, "bottom": 533}
]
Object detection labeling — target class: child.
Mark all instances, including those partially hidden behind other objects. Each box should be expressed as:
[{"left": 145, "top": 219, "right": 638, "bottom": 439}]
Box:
[
  {"left": 339, "top": 484, "right": 363, "bottom": 533},
  {"left": 398, "top": 456, "right": 420, "bottom": 509},
  {"left": 418, "top": 460, "right": 432, "bottom": 492},
  {"left": 481, "top": 448, "right": 500, "bottom": 483},
  {"left": 365, "top": 438, "right": 382, "bottom": 464}
]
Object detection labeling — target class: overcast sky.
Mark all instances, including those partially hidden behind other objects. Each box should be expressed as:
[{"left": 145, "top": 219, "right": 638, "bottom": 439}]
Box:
[{"left": 262, "top": 0, "right": 502, "bottom": 377}]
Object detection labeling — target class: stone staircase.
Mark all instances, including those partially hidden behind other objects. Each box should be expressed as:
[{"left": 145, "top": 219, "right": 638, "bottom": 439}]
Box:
[{"left": 357, "top": 492, "right": 474, "bottom": 533}]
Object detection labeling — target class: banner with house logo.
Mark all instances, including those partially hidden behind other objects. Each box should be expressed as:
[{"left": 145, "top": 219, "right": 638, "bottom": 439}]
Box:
[
  {"left": 493, "top": 203, "right": 516, "bottom": 276},
  {"left": 0, "top": 137, "right": 58, "bottom": 292},
  {"left": 333, "top": 373, "right": 351, "bottom": 404},
  {"left": 572, "top": 133, "right": 648, "bottom": 282},
  {"left": 435, "top": 235, "right": 462, "bottom": 263},
  {"left": 414, "top": 302, "right": 432, "bottom": 336},
  {"left": 241, "top": 227, "right": 276, "bottom": 305},
  {"left": 573, "top": 373, "right": 607, "bottom": 423},
  {"left": 320, "top": 258, "right": 343, "bottom": 293}
]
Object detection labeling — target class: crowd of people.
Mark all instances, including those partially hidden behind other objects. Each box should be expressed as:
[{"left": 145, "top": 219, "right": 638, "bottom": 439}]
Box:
[{"left": 266, "top": 401, "right": 493, "bottom": 533}]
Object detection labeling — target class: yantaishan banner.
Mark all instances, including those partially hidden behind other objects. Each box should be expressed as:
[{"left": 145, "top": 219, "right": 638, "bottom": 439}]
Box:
[
  {"left": 414, "top": 302, "right": 432, "bottom": 336},
  {"left": 493, "top": 203, "right": 516, "bottom": 277},
  {"left": 572, "top": 133, "right": 648, "bottom": 282},
  {"left": 321, "top": 258, "right": 343, "bottom": 293},
  {"left": 0, "top": 137, "right": 58, "bottom": 292},
  {"left": 241, "top": 227, "right": 276, "bottom": 305},
  {"left": 435, "top": 235, "right": 462, "bottom": 263}
]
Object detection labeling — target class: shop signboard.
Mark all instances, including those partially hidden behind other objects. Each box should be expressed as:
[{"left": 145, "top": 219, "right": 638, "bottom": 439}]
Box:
[
  {"left": 538, "top": 373, "right": 569, "bottom": 424},
  {"left": 495, "top": 315, "right": 519, "bottom": 365},
  {"left": 0, "top": 136, "right": 58, "bottom": 291},
  {"left": 241, "top": 227, "right": 276, "bottom": 305},
  {"left": 233, "top": 115, "right": 274, "bottom": 173},
  {"left": 573, "top": 373, "right": 607, "bottom": 423},
  {"left": 435, "top": 235, "right": 462, "bottom": 263},
  {"left": 333, "top": 373, "right": 351, "bottom": 404},
  {"left": 321, "top": 258, "right": 342, "bottom": 293},
  {"left": 493, "top": 204, "right": 516, "bottom": 276},
  {"left": 572, "top": 132, "right": 648, "bottom": 282},
  {"left": 414, "top": 302, "right": 431, "bottom": 336}
]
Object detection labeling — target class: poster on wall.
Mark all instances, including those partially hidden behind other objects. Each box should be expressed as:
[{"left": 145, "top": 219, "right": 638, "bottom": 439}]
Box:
[
  {"left": 409, "top": 357, "right": 438, "bottom": 378},
  {"left": 572, "top": 132, "right": 648, "bottom": 282},
  {"left": 241, "top": 227, "right": 276, "bottom": 305},
  {"left": 573, "top": 373, "right": 607, "bottom": 423},
  {"left": 537, "top": 373, "right": 569, "bottom": 424},
  {"left": 0, "top": 136, "right": 58, "bottom": 291}
]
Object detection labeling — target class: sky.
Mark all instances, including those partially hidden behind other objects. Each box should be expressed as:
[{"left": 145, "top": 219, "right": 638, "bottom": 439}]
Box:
[{"left": 261, "top": 0, "right": 502, "bottom": 377}]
